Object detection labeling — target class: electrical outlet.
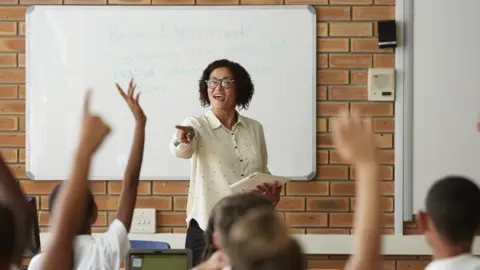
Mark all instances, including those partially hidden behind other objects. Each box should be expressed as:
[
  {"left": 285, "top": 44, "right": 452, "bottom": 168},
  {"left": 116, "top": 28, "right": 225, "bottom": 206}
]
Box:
[{"left": 130, "top": 208, "right": 156, "bottom": 234}]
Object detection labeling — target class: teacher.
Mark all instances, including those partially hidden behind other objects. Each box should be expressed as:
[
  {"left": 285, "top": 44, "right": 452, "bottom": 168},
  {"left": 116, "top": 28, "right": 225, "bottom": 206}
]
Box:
[{"left": 170, "top": 59, "right": 282, "bottom": 266}]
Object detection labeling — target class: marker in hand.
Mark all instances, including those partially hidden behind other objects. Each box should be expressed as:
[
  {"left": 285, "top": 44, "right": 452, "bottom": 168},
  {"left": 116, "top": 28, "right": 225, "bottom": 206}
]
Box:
[{"left": 174, "top": 125, "right": 195, "bottom": 146}]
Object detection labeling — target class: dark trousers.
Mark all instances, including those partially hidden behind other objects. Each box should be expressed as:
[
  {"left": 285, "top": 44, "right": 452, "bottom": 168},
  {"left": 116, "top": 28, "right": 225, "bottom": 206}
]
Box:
[{"left": 185, "top": 219, "right": 206, "bottom": 267}]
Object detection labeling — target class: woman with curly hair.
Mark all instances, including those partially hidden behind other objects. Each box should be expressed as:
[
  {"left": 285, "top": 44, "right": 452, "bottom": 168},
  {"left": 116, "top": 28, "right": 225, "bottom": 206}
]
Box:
[{"left": 170, "top": 59, "right": 282, "bottom": 266}]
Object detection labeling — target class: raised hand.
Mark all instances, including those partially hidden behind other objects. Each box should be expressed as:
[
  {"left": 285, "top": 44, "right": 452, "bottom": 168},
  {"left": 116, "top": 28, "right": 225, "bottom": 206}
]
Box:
[
  {"left": 175, "top": 125, "right": 195, "bottom": 144},
  {"left": 80, "top": 90, "right": 111, "bottom": 155},
  {"left": 116, "top": 78, "right": 146, "bottom": 125},
  {"left": 331, "top": 109, "right": 377, "bottom": 165}
]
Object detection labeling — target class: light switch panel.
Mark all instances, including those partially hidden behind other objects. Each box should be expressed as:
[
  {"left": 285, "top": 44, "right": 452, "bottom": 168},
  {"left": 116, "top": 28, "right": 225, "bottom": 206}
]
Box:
[
  {"left": 368, "top": 68, "right": 395, "bottom": 101},
  {"left": 130, "top": 208, "right": 156, "bottom": 234}
]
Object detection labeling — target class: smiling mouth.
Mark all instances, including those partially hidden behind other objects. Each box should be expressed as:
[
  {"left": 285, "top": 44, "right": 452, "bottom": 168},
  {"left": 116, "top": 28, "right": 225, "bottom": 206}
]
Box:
[{"left": 214, "top": 94, "right": 225, "bottom": 101}]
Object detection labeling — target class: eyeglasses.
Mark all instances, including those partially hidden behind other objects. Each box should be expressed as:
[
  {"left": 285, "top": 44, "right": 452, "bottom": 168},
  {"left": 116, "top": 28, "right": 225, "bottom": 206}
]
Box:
[{"left": 205, "top": 79, "right": 235, "bottom": 89}]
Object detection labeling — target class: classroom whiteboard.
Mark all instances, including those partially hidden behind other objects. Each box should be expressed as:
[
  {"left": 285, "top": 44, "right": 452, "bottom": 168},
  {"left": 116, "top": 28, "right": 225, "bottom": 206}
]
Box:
[
  {"left": 412, "top": 0, "right": 480, "bottom": 211},
  {"left": 25, "top": 5, "right": 317, "bottom": 180}
]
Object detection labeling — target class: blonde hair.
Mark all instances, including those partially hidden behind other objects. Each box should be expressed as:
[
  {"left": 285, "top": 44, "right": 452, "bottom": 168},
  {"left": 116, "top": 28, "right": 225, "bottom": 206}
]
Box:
[{"left": 225, "top": 208, "right": 305, "bottom": 270}]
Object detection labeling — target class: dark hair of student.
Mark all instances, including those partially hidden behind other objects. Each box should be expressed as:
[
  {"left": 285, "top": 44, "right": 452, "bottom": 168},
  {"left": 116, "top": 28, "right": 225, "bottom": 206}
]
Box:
[
  {"left": 201, "top": 192, "right": 273, "bottom": 262},
  {"left": 49, "top": 183, "right": 96, "bottom": 234},
  {"left": 226, "top": 208, "right": 306, "bottom": 270},
  {"left": 198, "top": 59, "right": 255, "bottom": 110},
  {"left": 425, "top": 175, "right": 480, "bottom": 244},
  {"left": 0, "top": 204, "right": 16, "bottom": 264}
]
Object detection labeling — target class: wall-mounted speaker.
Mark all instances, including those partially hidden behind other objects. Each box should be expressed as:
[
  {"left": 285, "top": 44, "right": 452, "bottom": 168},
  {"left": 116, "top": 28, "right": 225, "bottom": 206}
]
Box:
[{"left": 368, "top": 68, "right": 395, "bottom": 101}]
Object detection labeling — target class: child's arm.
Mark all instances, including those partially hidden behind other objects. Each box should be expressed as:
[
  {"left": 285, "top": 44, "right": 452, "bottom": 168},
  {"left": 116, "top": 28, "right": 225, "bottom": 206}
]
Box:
[
  {"left": 115, "top": 79, "right": 146, "bottom": 231},
  {"left": 0, "top": 155, "right": 31, "bottom": 266},
  {"left": 39, "top": 91, "right": 111, "bottom": 270},
  {"left": 331, "top": 109, "right": 381, "bottom": 270},
  {"left": 115, "top": 123, "right": 145, "bottom": 230},
  {"left": 346, "top": 163, "right": 381, "bottom": 270}
]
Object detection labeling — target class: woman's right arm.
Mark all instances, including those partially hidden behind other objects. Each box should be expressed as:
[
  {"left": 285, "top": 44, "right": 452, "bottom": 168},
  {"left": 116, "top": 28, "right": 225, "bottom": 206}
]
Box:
[{"left": 170, "top": 118, "right": 198, "bottom": 159}]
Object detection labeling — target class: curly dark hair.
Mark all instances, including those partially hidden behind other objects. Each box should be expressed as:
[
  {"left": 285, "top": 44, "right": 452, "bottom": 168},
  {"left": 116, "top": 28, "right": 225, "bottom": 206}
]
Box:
[
  {"left": 425, "top": 175, "right": 480, "bottom": 244},
  {"left": 198, "top": 59, "right": 255, "bottom": 110}
]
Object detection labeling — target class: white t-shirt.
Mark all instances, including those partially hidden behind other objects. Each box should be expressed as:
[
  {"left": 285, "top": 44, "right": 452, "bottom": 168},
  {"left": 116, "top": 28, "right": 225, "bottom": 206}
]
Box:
[
  {"left": 171, "top": 110, "right": 270, "bottom": 231},
  {"left": 27, "top": 219, "right": 130, "bottom": 270},
  {"left": 425, "top": 254, "right": 480, "bottom": 270}
]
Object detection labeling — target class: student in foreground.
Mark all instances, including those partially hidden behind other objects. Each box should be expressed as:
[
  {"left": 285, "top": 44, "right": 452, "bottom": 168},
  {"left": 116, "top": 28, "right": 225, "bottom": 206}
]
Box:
[
  {"left": 194, "top": 195, "right": 304, "bottom": 270},
  {"left": 0, "top": 154, "right": 33, "bottom": 270},
  {"left": 225, "top": 207, "right": 305, "bottom": 270},
  {"left": 416, "top": 176, "right": 480, "bottom": 269},
  {"left": 200, "top": 192, "right": 275, "bottom": 263},
  {"left": 30, "top": 79, "right": 147, "bottom": 270}
]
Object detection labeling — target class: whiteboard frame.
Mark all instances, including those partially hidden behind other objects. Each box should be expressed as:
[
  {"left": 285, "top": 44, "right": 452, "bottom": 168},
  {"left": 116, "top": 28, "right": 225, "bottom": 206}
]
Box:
[
  {"left": 26, "top": 4, "right": 317, "bottom": 12},
  {"left": 24, "top": 4, "right": 317, "bottom": 181},
  {"left": 394, "top": 0, "right": 415, "bottom": 236},
  {"left": 25, "top": 6, "right": 33, "bottom": 181}
]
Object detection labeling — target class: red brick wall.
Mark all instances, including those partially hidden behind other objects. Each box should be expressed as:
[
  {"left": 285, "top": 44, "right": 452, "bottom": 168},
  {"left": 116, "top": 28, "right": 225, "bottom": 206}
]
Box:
[{"left": 0, "top": 0, "right": 430, "bottom": 268}]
